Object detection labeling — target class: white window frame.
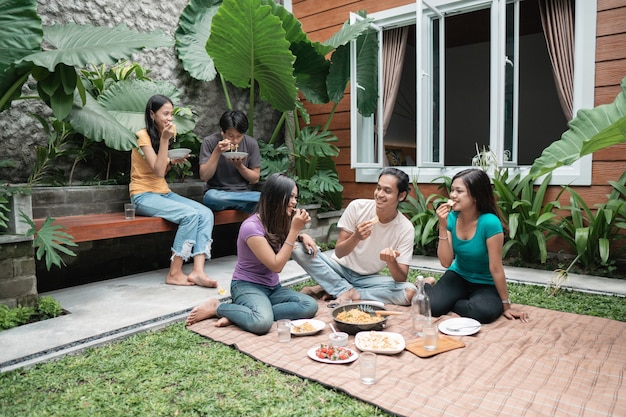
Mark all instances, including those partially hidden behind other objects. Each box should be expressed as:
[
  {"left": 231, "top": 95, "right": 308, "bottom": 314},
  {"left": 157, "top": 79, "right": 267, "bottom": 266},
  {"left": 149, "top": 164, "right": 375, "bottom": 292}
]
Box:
[{"left": 352, "top": 0, "right": 596, "bottom": 186}]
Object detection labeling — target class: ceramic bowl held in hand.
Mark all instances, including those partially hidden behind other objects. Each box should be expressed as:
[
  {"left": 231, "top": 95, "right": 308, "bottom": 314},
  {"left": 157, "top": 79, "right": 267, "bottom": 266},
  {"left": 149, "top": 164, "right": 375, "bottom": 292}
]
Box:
[
  {"left": 168, "top": 148, "right": 191, "bottom": 160},
  {"left": 223, "top": 151, "right": 248, "bottom": 160},
  {"left": 331, "top": 303, "right": 388, "bottom": 335}
]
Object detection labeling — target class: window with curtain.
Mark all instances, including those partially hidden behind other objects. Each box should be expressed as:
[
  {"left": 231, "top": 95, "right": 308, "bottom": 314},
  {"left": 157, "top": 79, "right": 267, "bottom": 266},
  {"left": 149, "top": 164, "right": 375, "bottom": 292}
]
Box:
[{"left": 351, "top": 0, "right": 594, "bottom": 185}]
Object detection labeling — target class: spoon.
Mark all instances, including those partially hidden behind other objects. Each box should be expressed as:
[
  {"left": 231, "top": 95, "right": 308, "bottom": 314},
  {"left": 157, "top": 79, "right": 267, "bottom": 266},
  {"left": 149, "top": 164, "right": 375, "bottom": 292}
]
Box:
[{"left": 329, "top": 323, "right": 338, "bottom": 335}]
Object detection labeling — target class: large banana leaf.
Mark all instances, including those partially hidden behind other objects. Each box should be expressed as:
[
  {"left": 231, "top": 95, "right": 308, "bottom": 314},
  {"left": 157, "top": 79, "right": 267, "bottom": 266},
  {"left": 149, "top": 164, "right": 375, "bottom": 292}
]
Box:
[
  {"left": 355, "top": 28, "right": 379, "bottom": 117},
  {"left": 68, "top": 80, "right": 195, "bottom": 151},
  {"left": 175, "top": 0, "right": 222, "bottom": 82},
  {"left": 66, "top": 91, "right": 138, "bottom": 151},
  {"left": 0, "top": 0, "right": 42, "bottom": 111},
  {"left": 97, "top": 80, "right": 194, "bottom": 134},
  {"left": 206, "top": 0, "right": 297, "bottom": 112},
  {"left": 292, "top": 40, "right": 330, "bottom": 104},
  {"left": 529, "top": 76, "right": 626, "bottom": 179},
  {"left": 18, "top": 23, "right": 173, "bottom": 71}
]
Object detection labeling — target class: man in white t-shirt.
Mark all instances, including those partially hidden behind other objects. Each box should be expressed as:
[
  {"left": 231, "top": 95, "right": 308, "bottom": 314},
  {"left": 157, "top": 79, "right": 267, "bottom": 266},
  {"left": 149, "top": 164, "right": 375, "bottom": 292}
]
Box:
[{"left": 292, "top": 168, "right": 417, "bottom": 305}]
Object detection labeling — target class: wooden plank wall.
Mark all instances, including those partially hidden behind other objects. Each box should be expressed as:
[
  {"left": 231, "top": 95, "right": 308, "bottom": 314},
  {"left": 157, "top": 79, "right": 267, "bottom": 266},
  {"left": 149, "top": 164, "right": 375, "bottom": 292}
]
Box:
[{"left": 292, "top": 0, "right": 626, "bottom": 208}]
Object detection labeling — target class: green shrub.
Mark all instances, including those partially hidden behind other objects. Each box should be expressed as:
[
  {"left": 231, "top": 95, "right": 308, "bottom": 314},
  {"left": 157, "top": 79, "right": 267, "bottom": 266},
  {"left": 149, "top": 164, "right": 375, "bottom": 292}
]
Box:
[
  {"left": 0, "top": 305, "right": 35, "bottom": 330},
  {"left": 0, "top": 296, "right": 64, "bottom": 331},
  {"left": 37, "top": 296, "right": 63, "bottom": 319}
]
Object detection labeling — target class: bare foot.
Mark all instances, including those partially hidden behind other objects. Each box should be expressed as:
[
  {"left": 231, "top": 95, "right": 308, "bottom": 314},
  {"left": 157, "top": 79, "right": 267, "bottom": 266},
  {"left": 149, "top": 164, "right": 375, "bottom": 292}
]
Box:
[
  {"left": 186, "top": 298, "right": 220, "bottom": 326},
  {"left": 424, "top": 276, "right": 436, "bottom": 286},
  {"left": 166, "top": 271, "right": 194, "bottom": 286},
  {"left": 188, "top": 272, "right": 218, "bottom": 288},
  {"left": 215, "top": 317, "right": 232, "bottom": 327}
]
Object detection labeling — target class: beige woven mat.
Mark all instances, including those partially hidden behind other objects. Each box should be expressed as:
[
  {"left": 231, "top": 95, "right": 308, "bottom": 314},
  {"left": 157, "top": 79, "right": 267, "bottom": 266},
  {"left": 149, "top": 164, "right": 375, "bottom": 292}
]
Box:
[{"left": 188, "top": 300, "right": 626, "bottom": 417}]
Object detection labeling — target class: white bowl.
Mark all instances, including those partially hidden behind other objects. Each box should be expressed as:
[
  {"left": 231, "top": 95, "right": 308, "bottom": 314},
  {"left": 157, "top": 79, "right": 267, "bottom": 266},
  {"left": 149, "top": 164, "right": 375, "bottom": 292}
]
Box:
[
  {"left": 168, "top": 148, "right": 191, "bottom": 159},
  {"left": 223, "top": 151, "right": 248, "bottom": 160},
  {"left": 328, "top": 331, "right": 349, "bottom": 347}
]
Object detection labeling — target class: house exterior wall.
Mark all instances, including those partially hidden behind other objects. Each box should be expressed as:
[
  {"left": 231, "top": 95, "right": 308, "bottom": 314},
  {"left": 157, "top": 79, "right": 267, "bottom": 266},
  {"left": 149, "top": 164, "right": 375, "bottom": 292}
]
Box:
[{"left": 292, "top": 0, "right": 626, "bottom": 209}]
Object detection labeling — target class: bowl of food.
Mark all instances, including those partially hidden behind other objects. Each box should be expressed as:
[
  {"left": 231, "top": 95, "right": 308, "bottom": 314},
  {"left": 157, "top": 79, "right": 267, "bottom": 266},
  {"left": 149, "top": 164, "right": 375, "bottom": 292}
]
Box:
[
  {"left": 331, "top": 303, "right": 388, "bottom": 335},
  {"left": 168, "top": 148, "right": 191, "bottom": 160},
  {"left": 223, "top": 151, "right": 248, "bottom": 160}
]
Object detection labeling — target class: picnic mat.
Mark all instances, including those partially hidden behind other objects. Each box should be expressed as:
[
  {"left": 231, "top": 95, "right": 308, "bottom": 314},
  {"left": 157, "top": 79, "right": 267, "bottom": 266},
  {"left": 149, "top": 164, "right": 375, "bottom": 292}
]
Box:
[{"left": 188, "top": 301, "right": 626, "bottom": 417}]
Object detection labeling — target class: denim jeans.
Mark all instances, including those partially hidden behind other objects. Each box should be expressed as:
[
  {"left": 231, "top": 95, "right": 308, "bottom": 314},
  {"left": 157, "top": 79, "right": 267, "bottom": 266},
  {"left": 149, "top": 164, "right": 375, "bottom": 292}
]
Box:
[
  {"left": 290, "top": 244, "right": 416, "bottom": 305},
  {"left": 203, "top": 189, "right": 260, "bottom": 213},
  {"left": 131, "top": 192, "right": 214, "bottom": 260},
  {"left": 424, "top": 270, "right": 502, "bottom": 323},
  {"left": 216, "top": 279, "right": 318, "bottom": 335}
]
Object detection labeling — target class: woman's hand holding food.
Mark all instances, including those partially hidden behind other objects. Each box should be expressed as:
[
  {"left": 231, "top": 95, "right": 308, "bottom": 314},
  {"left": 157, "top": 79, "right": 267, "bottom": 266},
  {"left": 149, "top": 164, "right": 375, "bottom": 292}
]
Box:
[
  {"left": 162, "top": 122, "right": 176, "bottom": 142},
  {"left": 291, "top": 208, "right": 311, "bottom": 232}
]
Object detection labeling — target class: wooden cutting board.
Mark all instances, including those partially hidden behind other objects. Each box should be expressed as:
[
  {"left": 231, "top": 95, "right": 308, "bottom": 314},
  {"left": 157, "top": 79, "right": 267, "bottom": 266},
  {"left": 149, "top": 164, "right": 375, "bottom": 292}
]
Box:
[{"left": 405, "top": 335, "right": 465, "bottom": 358}]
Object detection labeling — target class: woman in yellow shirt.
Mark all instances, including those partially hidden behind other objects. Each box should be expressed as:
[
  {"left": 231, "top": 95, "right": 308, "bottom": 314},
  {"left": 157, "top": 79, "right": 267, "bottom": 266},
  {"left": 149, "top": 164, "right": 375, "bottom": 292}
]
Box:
[{"left": 130, "top": 94, "right": 216, "bottom": 287}]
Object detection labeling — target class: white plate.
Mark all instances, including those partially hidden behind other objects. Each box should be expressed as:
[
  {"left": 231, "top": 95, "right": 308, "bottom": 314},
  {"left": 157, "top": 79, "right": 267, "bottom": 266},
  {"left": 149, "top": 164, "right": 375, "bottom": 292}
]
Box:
[
  {"left": 168, "top": 148, "right": 191, "bottom": 159},
  {"left": 223, "top": 151, "right": 248, "bottom": 160},
  {"left": 438, "top": 317, "right": 481, "bottom": 336},
  {"left": 355, "top": 331, "right": 405, "bottom": 354},
  {"left": 307, "top": 346, "right": 358, "bottom": 364},
  {"left": 291, "top": 319, "right": 326, "bottom": 336}
]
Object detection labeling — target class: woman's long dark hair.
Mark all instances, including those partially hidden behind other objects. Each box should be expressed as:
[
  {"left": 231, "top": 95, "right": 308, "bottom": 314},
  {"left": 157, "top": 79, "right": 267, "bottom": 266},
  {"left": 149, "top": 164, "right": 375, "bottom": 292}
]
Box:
[
  {"left": 453, "top": 169, "right": 506, "bottom": 228},
  {"left": 256, "top": 173, "right": 296, "bottom": 253},
  {"left": 144, "top": 94, "right": 173, "bottom": 153}
]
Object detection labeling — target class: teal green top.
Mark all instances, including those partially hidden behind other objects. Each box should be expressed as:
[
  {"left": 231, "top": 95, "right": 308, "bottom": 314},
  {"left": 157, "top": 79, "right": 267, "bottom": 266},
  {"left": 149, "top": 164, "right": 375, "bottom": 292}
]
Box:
[{"left": 447, "top": 211, "right": 503, "bottom": 285}]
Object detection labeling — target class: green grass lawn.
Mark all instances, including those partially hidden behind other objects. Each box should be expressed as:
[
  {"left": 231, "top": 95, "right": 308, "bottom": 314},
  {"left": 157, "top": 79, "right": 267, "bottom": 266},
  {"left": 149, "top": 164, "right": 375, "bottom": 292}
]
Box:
[{"left": 1, "top": 276, "right": 624, "bottom": 417}]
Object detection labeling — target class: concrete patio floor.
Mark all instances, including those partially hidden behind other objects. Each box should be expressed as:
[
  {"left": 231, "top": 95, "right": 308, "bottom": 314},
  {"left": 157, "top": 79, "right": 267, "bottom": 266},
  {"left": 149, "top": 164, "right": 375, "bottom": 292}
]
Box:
[{"left": 1, "top": 254, "right": 624, "bottom": 373}]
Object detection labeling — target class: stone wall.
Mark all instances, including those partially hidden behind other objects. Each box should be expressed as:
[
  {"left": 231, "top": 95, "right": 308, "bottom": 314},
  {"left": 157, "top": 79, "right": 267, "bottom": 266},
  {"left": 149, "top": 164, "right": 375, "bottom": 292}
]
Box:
[
  {"left": 0, "top": 236, "right": 38, "bottom": 308},
  {"left": 0, "top": 0, "right": 282, "bottom": 184}
]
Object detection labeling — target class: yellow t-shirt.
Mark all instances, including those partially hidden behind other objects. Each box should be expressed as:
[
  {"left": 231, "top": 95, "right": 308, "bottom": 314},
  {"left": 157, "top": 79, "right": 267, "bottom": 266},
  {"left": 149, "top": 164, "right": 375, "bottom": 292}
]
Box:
[{"left": 129, "top": 129, "right": 171, "bottom": 197}]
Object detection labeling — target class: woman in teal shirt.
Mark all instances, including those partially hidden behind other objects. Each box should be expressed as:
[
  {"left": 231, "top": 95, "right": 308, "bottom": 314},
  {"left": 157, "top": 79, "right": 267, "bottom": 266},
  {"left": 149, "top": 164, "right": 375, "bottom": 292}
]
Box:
[{"left": 425, "top": 169, "right": 529, "bottom": 323}]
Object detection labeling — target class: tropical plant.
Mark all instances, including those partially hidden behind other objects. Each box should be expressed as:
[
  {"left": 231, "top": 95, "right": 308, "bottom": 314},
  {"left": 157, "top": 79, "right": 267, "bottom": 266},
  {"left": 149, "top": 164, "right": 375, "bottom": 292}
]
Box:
[
  {"left": 175, "top": 0, "right": 378, "bottom": 209},
  {"left": 492, "top": 170, "right": 563, "bottom": 264},
  {"left": 529, "top": 76, "right": 626, "bottom": 179},
  {"left": 21, "top": 212, "right": 77, "bottom": 270},
  {"left": 27, "top": 115, "right": 74, "bottom": 186},
  {"left": 399, "top": 176, "right": 448, "bottom": 255},
  {"left": 555, "top": 171, "right": 626, "bottom": 270},
  {"left": 0, "top": 0, "right": 173, "bottom": 150}
]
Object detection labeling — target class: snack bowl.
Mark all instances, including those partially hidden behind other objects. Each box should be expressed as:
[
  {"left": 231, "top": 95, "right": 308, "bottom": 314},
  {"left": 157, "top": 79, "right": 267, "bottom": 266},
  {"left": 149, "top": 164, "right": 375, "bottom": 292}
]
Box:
[
  {"left": 328, "top": 331, "right": 349, "bottom": 347},
  {"left": 168, "top": 148, "right": 191, "bottom": 160},
  {"left": 331, "top": 303, "right": 388, "bottom": 335}
]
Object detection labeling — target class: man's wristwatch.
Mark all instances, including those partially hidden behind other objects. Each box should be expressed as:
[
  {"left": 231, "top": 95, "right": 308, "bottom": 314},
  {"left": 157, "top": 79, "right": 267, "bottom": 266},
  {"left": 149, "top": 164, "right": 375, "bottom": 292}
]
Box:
[{"left": 501, "top": 299, "right": 511, "bottom": 304}]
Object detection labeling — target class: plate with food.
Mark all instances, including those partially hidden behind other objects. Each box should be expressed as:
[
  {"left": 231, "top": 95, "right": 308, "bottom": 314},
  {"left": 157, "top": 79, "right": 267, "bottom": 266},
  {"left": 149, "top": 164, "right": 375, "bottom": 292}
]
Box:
[
  {"left": 168, "top": 148, "right": 191, "bottom": 160},
  {"left": 307, "top": 344, "right": 358, "bottom": 364},
  {"left": 291, "top": 319, "right": 326, "bottom": 336},
  {"left": 438, "top": 317, "right": 481, "bottom": 336},
  {"left": 355, "top": 331, "right": 405, "bottom": 354},
  {"left": 223, "top": 151, "right": 248, "bottom": 160}
]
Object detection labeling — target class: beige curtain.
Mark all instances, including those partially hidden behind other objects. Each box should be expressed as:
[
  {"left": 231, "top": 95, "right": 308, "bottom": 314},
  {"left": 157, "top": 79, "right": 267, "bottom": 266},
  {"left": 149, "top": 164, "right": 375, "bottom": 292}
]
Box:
[
  {"left": 539, "top": 0, "right": 575, "bottom": 121},
  {"left": 382, "top": 27, "right": 408, "bottom": 138}
]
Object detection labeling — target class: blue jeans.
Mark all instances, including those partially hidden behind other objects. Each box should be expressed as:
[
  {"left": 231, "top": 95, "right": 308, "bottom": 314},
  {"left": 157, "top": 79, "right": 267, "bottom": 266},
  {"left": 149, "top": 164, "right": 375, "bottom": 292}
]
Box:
[
  {"left": 290, "top": 244, "right": 416, "bottom": 305},
  {"left": 216, "top": 279, "right": 319, "bottom": 335},
  {"left": 424, "top": 270, "right": 502, "bottom": 323},
  {"left": 131, "top": 192, "right": 214, "bottom": 260},
  {"left": 203, "top": 189, "right": 260, "bottom": 213}
]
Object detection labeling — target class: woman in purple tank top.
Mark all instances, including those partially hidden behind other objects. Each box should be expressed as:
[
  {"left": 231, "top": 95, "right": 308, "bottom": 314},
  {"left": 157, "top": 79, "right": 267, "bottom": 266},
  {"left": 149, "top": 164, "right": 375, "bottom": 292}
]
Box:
[{"left": 185, "top": 173, "right": 319, "bottom": 334}]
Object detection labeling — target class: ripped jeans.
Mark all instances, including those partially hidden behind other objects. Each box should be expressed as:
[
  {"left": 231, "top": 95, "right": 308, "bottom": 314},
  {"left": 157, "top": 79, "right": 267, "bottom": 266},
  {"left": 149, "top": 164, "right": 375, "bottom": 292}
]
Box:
[{"left": 131, "top": 191, "right": 214, "bottom": 260}]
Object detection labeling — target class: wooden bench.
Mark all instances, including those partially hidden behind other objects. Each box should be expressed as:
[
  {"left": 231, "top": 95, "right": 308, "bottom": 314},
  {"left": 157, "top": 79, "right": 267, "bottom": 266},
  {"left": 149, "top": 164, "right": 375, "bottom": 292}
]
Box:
[{"left": 34, "top": 209, "right": 250, "bottom": 243}]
